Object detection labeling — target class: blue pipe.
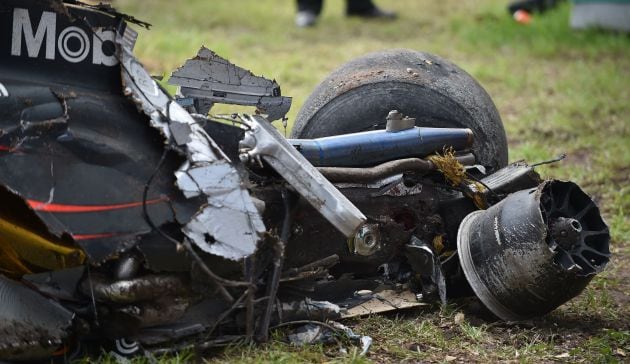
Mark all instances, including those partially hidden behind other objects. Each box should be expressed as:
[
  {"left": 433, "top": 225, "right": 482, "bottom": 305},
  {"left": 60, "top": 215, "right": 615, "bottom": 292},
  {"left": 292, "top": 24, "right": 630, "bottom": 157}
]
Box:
[{"left": 288, "top": 127, "right": 473, "bottom": 167}]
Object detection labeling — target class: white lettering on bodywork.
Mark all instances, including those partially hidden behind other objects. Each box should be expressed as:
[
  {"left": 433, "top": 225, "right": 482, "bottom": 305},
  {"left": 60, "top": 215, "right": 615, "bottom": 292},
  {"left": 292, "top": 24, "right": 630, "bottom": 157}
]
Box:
[
  {"left": 10, "top": 8, "right": 119, "bottom": 66},
  {"left": 57, "top": 26, "right": 89, "bottom": 63},
  {"left": 92, "top": 29, "right": 119, "bottom": 66},
  {"left": 11, "top": 8, "right": 56, "bottom": 60}
]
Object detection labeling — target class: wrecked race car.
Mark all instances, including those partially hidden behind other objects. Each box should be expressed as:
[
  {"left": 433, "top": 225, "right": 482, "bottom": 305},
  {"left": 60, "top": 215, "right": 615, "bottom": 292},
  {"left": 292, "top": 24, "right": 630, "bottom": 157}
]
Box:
[{"left": 0, "top": 0, "right": 612, "bottom": 361}]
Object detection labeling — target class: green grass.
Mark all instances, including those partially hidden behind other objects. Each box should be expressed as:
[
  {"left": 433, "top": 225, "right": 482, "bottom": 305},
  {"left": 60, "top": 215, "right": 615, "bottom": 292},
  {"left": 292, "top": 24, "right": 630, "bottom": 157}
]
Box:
[{"left": 110, "top": 0, "right": 629, "bottom": 362}]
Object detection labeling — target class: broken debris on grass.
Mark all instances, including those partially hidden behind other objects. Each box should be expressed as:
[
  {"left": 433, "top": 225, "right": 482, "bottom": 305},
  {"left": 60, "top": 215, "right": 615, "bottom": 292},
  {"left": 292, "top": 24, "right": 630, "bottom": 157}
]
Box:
[{"left": 0, "top": 0, "right": 612, "bottom": 361}]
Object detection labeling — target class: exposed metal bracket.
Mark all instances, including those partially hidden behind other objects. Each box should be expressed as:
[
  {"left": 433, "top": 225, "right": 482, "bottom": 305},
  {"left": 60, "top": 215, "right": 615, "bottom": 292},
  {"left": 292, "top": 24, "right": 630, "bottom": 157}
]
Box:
[{"left": 239, "top": 115, "right": 367, "bottom": 238}]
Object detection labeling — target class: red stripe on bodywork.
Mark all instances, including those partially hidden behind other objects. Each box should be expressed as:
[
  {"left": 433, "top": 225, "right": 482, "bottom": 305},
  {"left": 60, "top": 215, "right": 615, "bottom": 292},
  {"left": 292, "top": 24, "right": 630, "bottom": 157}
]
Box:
[
  {"left": 0, "top": 145, "right": 11, "bottom": 151},
  {"left": 71, "top": 231, "right": 147, "bottom": 240},
  {"left": 27, "top": 197, "right": 168, "bottom": 213},
  {"left": 71, "top": 232, "right": 119, "bottom": 240}
]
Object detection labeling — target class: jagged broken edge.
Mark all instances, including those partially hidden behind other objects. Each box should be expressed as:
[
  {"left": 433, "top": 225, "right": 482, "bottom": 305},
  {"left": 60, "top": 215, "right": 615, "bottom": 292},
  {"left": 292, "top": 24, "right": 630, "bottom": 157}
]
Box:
[
  {"left": 168, "top": 47, "right": 292, "bottom": 121},
  {"left": 170, "top": 46, "right": 279, "bottom": 90},
  {"left": 115, "top": 27, "right": 265, "bottom": 261}
]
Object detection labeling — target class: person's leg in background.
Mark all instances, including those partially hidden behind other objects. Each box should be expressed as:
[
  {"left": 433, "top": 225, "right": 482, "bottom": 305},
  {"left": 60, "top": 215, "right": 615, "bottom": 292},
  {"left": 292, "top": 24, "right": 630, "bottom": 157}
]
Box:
[
  {"left": 295, "top": 0, "right": 323, "bottom": 27},
  {"left": 296, "top": 0, "right": 397, "bottom": 27},
  {"left": 346, "top": 0, "right": 397, "bottom": 18}
]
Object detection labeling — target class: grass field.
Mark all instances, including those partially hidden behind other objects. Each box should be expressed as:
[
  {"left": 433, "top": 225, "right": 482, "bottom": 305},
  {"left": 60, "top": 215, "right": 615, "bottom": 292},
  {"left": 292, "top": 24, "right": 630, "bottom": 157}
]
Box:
[{"left": 112, "top": 0, "right": 629, "bottom": 362}]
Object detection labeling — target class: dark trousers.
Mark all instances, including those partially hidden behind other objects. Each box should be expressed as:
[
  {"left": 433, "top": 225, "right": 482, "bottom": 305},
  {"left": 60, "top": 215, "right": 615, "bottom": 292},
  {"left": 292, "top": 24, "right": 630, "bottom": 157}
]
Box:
[{"left": 297, "top": 0, "right": 376, "bottom": 15}]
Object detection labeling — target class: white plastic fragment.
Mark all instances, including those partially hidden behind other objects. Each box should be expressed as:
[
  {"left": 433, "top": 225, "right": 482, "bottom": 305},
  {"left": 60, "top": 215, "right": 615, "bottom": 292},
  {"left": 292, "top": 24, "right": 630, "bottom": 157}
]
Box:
[{"left": 287, "top": 321, "right": 373, "bottom": 356}]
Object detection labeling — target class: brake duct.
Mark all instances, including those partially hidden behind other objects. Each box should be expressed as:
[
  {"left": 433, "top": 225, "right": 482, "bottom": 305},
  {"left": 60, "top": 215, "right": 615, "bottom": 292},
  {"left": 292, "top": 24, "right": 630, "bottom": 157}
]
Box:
[{"left": 457, "top": 180, "right": 610, "bottom": 321}]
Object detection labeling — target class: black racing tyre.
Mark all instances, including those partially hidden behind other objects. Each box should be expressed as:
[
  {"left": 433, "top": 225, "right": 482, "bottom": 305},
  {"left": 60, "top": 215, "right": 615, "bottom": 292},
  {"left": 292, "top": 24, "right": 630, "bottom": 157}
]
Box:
[{"left": 291, "top": 49, "right": 508, "bottom": 172}]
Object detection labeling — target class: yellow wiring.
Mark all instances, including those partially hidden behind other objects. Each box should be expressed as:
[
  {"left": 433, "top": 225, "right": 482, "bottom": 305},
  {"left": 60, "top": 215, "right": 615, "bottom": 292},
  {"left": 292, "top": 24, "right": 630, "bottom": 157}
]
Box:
[
  {"left": 428, "top": 147, "right": 488, "bottom": 209},
  {"left": 469, "top": 181, "right": 489, "bottom": 209},
  {"left": 427, "top": 147, "right": 466, "bottom": 187},
  {"left": 432, "top": 235, "right": 444, "bottom": 254}
]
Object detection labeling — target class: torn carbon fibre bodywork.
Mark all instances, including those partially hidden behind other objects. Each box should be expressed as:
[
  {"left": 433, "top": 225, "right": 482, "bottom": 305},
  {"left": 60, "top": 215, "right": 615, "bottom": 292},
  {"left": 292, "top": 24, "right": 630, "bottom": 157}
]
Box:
[
  {"left": 0, "top": 0, "right": 611, "bottom": 361},
  {"left": 117, "top": 26, "right": 265, "bottom": 262}
]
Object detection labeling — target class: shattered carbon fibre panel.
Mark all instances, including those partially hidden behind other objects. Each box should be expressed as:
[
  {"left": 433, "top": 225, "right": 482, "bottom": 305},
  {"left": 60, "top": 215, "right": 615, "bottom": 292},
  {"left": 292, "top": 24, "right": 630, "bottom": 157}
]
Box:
[
  {"left": 169, "top": 47, "right": 291, "bottom": 121},
  {"left": 0, "top": 274, "right": 74, "bottom": 361},
  {"left": 0, "top": 2, "right": 198, "bottom": 264},
  {"left": 0, "top": 1, "right": 262, "bottom": 263},
  {"left": 0, "top": 79, "right": 192, "bottom": 263},
  {"left": 116, "top": 28, "right": 265, "bottom": 260}
]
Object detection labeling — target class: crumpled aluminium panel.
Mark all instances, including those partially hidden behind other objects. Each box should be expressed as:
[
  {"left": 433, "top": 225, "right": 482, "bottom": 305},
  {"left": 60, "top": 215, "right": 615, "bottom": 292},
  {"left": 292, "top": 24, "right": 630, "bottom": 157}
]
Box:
[
  {"left": 115, "top": 27, "right": 265, "bottom": 260},
  {"left": 169, "top": 47, "right": 292, "bottom": 121}
]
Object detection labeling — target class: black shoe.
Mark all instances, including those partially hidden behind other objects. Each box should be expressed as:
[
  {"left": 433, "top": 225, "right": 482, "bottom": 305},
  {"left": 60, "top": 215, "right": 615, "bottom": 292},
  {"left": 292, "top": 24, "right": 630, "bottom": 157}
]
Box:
[{"left": 347, "top": 6, "right": 397, "bottom": 19}]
